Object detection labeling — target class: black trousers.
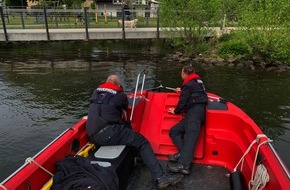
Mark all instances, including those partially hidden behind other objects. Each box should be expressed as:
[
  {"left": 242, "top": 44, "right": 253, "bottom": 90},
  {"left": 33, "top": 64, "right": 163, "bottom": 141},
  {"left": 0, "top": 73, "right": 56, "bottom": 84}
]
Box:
[
  {"left": 169, "top": 104, "right": 206, "bottom": 168},
  {"left": 91, "top": 124, "right": 164, "bottom": 179}
]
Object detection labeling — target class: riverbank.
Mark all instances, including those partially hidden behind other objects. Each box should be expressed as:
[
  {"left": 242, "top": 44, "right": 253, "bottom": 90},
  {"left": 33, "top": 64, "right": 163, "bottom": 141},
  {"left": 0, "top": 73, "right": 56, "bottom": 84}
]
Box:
[
  {"left": 165, "top": 51, "right": 290, "bottom": 72},
  {"left": 1, "top": 39, "right": 289, "bottom": 72}
]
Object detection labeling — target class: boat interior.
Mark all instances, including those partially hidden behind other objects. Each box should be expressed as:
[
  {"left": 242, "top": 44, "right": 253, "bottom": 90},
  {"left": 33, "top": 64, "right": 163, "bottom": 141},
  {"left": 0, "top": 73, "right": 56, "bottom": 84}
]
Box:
[
  {"left": 1, "top": 71, "right": 289, "bottom": 190},
  {"left": 85, "top": 143, "right": 231, "bottom": 190}
]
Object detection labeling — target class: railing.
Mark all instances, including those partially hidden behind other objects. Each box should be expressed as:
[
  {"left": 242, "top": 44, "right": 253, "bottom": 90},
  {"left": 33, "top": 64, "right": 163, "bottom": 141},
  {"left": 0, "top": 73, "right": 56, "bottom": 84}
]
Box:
[
  {"left": 0, "top": 7, "right": 159, "bottom": 28},
  {"left": 268, "top": 143, "right": 290, "bottom": 180},
  {"left": 130, "top": 69, "right": 147, "bottom": 121},
  {"left": 0, "top": 6, "right": 160, "bottom": 42}
]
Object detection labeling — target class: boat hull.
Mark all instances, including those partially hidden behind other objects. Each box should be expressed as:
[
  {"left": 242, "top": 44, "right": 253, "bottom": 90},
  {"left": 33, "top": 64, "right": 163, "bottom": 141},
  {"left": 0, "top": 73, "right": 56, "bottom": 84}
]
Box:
[{"left": 1, "top": 92, "right": 289, "bottom": 190}]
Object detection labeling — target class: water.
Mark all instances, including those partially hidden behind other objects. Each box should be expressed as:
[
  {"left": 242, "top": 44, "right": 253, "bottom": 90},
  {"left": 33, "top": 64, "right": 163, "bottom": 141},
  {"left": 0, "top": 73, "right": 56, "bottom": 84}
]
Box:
[{"left": 0, "top": 41, "right": 289, "bottom": 181}]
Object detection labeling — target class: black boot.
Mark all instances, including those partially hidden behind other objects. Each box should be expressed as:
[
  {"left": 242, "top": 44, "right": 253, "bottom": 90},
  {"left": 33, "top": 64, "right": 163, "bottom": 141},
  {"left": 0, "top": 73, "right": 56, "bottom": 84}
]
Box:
[
  {"left": 168, "top": 152, "right": 180, "bottom": 162},
  {"left": 156, "top": 173, "right": 183, "bottom": 189},
  {"left": 167, "top": 162, "right": 191, "bottom": 175}
]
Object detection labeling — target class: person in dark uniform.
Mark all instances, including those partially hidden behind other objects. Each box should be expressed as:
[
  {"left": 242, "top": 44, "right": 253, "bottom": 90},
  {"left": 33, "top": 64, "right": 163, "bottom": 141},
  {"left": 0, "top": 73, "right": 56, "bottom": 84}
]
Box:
[
  {"left": 167, "top": 66, "right": 208, "bottom": 174},
  {"left": 124, "top": 3, "right": 131, "bottom": 20},
  {"left": 86, "top": 75, "right": 183, "bottom": 189}
]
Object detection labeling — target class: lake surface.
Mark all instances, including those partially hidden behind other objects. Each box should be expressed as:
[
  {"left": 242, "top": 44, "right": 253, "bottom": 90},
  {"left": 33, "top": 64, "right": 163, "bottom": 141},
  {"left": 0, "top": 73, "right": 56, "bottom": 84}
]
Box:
[{"left": 0, "top": 41, "right": 289, "bottom": 181}]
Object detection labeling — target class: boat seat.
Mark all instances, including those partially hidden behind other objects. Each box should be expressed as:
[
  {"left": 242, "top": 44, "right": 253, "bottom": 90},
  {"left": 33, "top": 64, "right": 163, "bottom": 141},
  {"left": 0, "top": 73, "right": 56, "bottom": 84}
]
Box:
[
  {"left": 90, "top": 145, "right": 135, "bottom": 190},
  {"left": 94, "top": 145, "right": 126, "bottom": 159}
]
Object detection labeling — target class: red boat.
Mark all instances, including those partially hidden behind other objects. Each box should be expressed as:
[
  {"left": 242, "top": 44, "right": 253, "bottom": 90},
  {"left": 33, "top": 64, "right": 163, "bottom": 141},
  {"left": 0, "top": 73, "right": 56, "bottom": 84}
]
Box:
[{"left": 1, "top": 70, "right": 289, "bottom": 190}]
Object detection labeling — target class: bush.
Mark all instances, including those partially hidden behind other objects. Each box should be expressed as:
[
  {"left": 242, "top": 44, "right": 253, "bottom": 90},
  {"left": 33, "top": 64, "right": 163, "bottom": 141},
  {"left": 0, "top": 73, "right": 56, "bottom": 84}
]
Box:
[
  {"left": 219, "top": 33, "right": 235, "bottom": 43},
  {"left": 218, "top": 39, "right": 252, "bottom": 58},
  {"left": 270, "top": 38, "right": 290, "bottom": 62}
]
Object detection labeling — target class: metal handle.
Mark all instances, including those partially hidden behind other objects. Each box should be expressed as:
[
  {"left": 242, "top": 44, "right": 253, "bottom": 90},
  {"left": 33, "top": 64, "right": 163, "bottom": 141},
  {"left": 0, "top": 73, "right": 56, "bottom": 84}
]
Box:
[{"left": 130, "top": 69, "right": 147, "bottom": 121}]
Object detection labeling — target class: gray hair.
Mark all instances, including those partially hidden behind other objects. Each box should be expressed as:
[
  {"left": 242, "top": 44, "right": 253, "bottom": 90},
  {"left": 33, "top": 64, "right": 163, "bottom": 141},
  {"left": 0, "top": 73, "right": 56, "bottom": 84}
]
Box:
[{"left": 106, "top": 75, "right": 121, "bottom": 86}]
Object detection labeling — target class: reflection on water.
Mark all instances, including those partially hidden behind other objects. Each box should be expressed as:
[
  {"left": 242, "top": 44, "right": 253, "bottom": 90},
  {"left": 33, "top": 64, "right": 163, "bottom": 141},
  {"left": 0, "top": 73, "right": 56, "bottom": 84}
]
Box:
[{"left": 0, "top": 41, "right": 289, "bottom": 181}]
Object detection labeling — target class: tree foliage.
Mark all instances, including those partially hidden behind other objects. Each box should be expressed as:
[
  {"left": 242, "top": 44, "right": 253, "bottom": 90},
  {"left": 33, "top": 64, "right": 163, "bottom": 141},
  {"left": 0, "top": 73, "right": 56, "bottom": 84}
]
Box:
[
  {"left": 159, "top": 0, "right": 223, "bottom": 56},
  {"left": 61, "top": 0, "right": 86, "bottom": 8},
  {"left": 159, "top": 0, "right": 290, "bottom": 62},
  {"left": 235, "top": 0, "right": 290, "bottom": 61},
  {"left": 4, "top": 0, "right": 27, "bottom": 7},
  {"left": 30, "top": 0, "right": 85, "bottom": 8}
]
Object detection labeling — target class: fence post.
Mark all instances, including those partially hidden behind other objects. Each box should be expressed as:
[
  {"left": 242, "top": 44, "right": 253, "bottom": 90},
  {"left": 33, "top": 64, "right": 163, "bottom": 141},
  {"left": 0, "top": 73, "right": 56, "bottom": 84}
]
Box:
[
  {"left": 84, "top": 7, "right": 89, "bottom": 41},
  {"left": 145, "top": 6, "right": 149, "bottom": 27},
  {"left": 122, "top": 6, "right": 125, "bottom": 39},
  {"left": 21, "top": 10, "right": 25, "bottom": 29},
  {"left": 43, "top": 6, "right": 50, "bottom": 41},
  {"left": 54, "top": 13, "right": 58, "bottom": 28},
  {"left": 156, "top": 7, "right": 160, "bottom": 39},
  {"left": 0, "top": 6, "right": 8, "bottom": 42}
]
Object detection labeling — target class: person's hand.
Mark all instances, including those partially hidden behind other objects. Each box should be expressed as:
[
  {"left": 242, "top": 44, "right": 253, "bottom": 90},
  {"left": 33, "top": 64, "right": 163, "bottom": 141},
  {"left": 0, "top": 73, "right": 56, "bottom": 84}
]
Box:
[
  {"left": 175, "top": 87, "right": 181, "bottom": 92},
  {"left": 168, "top": 107, "right": 175, "bottom": 114}
]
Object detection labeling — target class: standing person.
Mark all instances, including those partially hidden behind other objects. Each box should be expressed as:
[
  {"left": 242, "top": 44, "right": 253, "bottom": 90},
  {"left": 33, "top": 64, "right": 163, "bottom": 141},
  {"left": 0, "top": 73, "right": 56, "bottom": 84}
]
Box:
[
  {"left": 86, "top": 75, "right": 183, "bottom": 189},
  {"left": 75, "top": 9, "right": 83, "bottom": 25},
  {"left": 167, "top": 65, "right": 208, "bottom": 174},
  {"left": 124, "top": 3, "right": 131, "bottom": 20}
]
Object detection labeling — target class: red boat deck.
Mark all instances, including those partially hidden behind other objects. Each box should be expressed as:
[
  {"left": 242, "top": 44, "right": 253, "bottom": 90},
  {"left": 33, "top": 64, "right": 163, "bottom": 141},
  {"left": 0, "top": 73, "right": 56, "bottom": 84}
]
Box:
[
  {"left": 135, "top": 92, "right": 205, "bottom": 159},
  {"left": 128, "top": 91, "right": 289, "bottom": 190},
  {"left": 127, "top": 160, "right": 231, "bottom": 190},
  {"left": 1, "top": 91, "right": 289, "bottom": 190}
]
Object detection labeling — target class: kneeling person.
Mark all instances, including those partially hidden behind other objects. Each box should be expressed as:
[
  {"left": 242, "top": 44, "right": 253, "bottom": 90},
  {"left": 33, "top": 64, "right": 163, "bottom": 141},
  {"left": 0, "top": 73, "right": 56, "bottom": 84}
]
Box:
[{"left": 86, "top": 74, "right": 183, "bottom": 189}]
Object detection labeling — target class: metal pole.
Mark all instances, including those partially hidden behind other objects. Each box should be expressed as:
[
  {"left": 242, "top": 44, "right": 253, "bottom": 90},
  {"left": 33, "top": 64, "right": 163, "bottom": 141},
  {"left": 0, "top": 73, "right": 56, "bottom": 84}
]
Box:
[
  {"left": 54, "top": 15, "right": 58, "bottom": 28},
  {"left": 122, "top": 6, "right": 125, "bottom": 39},
  {"left": 54, "top": 6, "right": 58, "bottom": 28},
  {"left": 0, "top": 6, "right": 8, "bottom": 42},
  {"left": 20, "top": 0, "right": 25, "bottom": 29},
  {"left": 84, "top": 7, "right": 89, "bottom": 41},
  {"left": 43, "top": 6, "right": 50, "bottom": 41},
  {"left": 130, "top": 69, "right": 146, "bottom": 121},
  {"left": 156, "top": 7, "right": 159, "bottom": 39}
]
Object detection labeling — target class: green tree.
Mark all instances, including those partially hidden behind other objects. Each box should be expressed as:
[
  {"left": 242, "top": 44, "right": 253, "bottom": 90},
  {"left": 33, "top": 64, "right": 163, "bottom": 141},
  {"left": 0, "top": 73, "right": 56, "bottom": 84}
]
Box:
[
  {"left": 36, "top": 0, "right": 85, "bottom": 8},
  {"left": 233, "top": 0, "right": 290, "bottom": 61},
  {"left": 4, "top": 0, "right": 27, "bottom": 7},
  {"left": 160, "top": 0, "right": 290, "bottom": 62},
  {"left": 61, "top": 0, "right": 85, "bottom": 8},
  {"left": 159, "top": 0, "right": 223, "bottom": 56}
]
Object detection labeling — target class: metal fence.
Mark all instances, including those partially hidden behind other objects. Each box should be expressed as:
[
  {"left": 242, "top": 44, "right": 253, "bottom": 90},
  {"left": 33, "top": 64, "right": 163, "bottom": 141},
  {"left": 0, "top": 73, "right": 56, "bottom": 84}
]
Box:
[
  {"left": 0, "top": 6, "right": 160, "bottom": 42},
  {"left": 0, "top": 6, "right": 158, "bottom": 29}
]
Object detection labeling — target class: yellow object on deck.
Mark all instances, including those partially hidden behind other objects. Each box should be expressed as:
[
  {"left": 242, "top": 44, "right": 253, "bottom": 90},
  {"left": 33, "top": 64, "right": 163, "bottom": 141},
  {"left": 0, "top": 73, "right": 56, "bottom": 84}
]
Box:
[{"left": 41, "top": 143, "right": 95, "bottom": 190}]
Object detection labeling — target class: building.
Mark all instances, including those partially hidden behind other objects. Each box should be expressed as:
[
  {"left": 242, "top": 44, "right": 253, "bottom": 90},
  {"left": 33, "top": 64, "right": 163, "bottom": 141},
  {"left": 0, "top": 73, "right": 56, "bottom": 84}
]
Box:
[{"left": 24, "top": 0, "right": 158, "bottom": 18}]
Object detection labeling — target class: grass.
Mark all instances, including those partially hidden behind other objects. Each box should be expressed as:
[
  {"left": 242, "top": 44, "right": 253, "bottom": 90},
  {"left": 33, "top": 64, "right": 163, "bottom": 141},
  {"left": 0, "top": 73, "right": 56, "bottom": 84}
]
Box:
[{"left": 0, "top": 12, "right": 158, "bottom": 29}]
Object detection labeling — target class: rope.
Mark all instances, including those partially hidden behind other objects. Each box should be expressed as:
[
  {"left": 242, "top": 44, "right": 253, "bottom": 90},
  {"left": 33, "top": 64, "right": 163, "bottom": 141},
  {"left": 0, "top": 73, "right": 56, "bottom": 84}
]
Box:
[
  {"left": 25, "top": 157, "right": 53, "bottom": 176},
  {"left": 0, "top": 184, "right": 8, "bottom": 190},
  {"left": 233, "top": 139, "right": 256, "bottom": 172},
  {"left": 249, "top": 164, "right": 269, "bottom": 190},
  {"left": 248, "top": 140, "right": 271, "bottom": 190},
  {"left": 233, "top": 134, "right": 267, "bottom": 172}
]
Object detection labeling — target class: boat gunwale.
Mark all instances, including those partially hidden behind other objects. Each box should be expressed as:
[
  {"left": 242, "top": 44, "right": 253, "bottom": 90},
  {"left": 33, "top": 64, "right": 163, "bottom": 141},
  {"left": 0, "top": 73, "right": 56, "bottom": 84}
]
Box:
[{"left": 0, "top": 118, "right": 87, "bottom": 186}]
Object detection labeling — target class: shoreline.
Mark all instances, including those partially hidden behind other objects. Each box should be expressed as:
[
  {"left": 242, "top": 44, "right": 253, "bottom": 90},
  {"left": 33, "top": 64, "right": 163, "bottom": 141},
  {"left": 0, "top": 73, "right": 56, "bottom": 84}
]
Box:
[{"left": 165, "top": 51, "right": 290, "bottom": 72}]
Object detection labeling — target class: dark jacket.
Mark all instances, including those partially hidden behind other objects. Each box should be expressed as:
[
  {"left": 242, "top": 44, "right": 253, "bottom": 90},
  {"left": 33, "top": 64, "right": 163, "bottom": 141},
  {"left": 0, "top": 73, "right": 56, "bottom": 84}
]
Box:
[
  {"left": 174, "top": 74, "right": 207, "bottom": 114},
  {"left": 52, "top": 155, "right": 119, "bottom": 190},
  {"left": 86, "top": 82, "right": 128, "bottom": 137}
]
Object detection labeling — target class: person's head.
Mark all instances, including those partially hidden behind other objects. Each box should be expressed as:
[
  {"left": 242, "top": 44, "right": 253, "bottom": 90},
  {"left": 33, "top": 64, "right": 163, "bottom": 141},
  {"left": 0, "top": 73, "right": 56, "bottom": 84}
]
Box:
[
  {"left": 181, "top": 65, "right": 195, "bottom": 79},
  {"left": 106, "top": 75, "right": 121, "bottom": 86}
]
